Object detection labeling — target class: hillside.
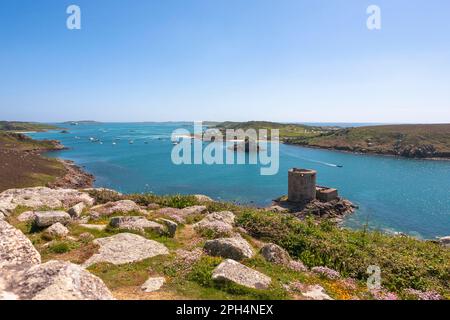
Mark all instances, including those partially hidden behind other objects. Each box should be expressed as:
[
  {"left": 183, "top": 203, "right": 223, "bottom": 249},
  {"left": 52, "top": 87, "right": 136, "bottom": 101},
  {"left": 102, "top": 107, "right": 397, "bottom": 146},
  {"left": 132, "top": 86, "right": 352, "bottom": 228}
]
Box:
[
  {"left": 0, "top": 121, "right": 59, "bottom": 132},
  {"left": 214, "top": 121, "right": 335, "bottom": 139},
  {"left": 287, "top": 124, "right": 450, "bottom": 158},
  {"left": 215, "top": 122, "right": 450, "bottom": 159}
]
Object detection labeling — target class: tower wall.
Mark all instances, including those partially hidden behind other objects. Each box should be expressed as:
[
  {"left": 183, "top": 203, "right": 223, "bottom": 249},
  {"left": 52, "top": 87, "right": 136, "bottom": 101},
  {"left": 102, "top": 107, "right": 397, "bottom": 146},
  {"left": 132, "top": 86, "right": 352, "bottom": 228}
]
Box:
[{"left": 288, "top": 168, "right": 317, "bottom": 203}]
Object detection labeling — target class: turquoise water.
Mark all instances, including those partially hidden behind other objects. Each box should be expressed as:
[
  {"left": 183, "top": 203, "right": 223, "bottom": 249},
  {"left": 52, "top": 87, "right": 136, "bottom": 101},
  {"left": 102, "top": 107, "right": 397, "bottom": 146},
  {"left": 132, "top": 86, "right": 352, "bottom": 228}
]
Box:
[{"left": 29, "top": 123, "right": 450, "bottom": 239}]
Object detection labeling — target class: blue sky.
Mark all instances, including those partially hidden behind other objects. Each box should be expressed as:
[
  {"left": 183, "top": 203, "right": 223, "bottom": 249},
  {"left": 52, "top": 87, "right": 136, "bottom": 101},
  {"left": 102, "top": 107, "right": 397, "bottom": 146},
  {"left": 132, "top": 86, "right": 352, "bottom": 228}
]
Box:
[{"left": 0, "top": 0, "right": 449, "bottom": 123}]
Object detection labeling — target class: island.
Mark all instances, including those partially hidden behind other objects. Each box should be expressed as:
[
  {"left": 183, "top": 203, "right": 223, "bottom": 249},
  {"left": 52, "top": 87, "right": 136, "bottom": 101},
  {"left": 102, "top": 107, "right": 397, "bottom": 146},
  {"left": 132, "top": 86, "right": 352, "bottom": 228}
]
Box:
[{"left": 214, "top": 121, "right": 450, "bottom": 159}]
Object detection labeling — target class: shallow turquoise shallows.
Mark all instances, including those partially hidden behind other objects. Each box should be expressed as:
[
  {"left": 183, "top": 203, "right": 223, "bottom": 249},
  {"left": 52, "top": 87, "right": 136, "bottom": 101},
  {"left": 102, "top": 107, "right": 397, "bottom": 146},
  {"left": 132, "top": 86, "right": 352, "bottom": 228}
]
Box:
[{"left": 29, "top": 123, "right": 450, "bottom": 239}]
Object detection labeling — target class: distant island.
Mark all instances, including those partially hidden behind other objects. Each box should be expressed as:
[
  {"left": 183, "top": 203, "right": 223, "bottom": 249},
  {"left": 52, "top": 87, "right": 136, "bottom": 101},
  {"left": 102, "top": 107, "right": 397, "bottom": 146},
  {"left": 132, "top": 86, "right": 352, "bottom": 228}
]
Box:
[
  {"left": 63, "top": 120, "right": 101, "bottom": 125},
  {"left": 214, "top": 121, "right": 450, "bottom": 159},
  {"left": 0, "top": 121, "right": 60, "bottom": 132}
]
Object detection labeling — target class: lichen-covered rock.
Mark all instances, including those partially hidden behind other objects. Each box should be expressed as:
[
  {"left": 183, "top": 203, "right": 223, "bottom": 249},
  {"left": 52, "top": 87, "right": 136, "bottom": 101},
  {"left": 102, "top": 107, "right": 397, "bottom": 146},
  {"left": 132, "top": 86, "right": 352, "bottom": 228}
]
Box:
[
  {"left": 193, "top": 211, "right": 235, "bottom": 236},
  {"left": 0, "top": 220, "right": 41, "bottom": 271},
  {"left": 0, "top": 187, "right": 94, "bottom": 216},
  {"left": 79, "top": 224, "right": 107, "bottom": 231},
  {"left": 260, "top": 243, "right": 308, "bottom": 272},
  {"left": 44, "top": 223, "right": 69, "bottom": 239},
  {"left": 34, "top": 211, "right": 71, "bottom": 228},
  {"left": 9, "top": 260, "right": 114, "bottom": 300},
  {"left": 289, "top": 282, "right": 333, "bottom": 300},
  {"left": 141, "top": 277, "right": 165, "bottom": 292},
  {"left": 157, "top": 218, "right": 178, "bottom": 237},
  {"left": 68, "top": 202, "right": 86, "bottom": 218},
  {"left": 109, "top": 216, "right": 165, "bottom": 234},
  {"left": 212, "top": 259, "right": 271, "bottom": 290},
  {"left": 204, "top": 236, "right": 254, "bottom": 260},
  {"left": 90, "top": 200, "right": 146, "bottom": 217},
  {"left": 260, "top": 243, "right": 291, "bottom": 265},
  {"left": 156, "top": 205, "right": 207, "bottom": 223},
  {"left": 438, "top": 236, "right": 450, "bottom": 247},
  {"left": 82, "top": 233, "right": 169, "bottom": 268},
  {"left": 193, "top": 194, "right": 214, "bottom": 202},
  {"left": 17, "top": 211, "right": 36, "bottom": 223}
]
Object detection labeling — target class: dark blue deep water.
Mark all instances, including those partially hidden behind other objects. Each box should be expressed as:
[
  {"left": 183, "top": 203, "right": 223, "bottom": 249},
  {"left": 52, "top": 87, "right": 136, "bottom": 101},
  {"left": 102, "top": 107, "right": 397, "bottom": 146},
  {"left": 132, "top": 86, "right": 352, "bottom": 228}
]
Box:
[{"left": 29, "top": 123, "right": 450, "bottom": 239}]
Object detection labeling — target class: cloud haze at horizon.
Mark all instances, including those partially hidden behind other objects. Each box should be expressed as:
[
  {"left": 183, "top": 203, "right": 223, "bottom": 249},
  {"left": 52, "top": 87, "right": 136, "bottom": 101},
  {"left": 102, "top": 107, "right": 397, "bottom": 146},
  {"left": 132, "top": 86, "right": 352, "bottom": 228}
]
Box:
[{"left": 1, "top": 0, "right": 449, "bottom": 123}]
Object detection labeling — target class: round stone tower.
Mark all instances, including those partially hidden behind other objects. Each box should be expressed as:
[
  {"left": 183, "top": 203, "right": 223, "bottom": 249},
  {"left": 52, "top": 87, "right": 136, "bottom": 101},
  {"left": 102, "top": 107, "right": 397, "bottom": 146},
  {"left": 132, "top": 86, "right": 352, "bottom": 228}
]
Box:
[{"left": 288, "top": 168, "right": 317, "bottom": 203}]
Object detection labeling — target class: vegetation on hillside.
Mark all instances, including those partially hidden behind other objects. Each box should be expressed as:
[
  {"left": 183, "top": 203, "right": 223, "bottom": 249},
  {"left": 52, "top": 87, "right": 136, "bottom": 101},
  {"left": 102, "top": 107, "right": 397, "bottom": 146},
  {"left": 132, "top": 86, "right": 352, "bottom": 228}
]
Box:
[
  {"left": 215, "top": 121, "right": 450, "bottom": 158},
  {"left": 287, "top": 124, "right": 450, "bottom": 158},
  {"left": 214, "top": 121, "right": 334, "bottom": 139},
  {"left": 0, "top": 121, "right": 59, "bottom": 132},
  {"left": 0, "top": 132, "right": 66, "bottom": 191},
  {"left": 74, "top": 190, "right": 450, "bottom": 299}
]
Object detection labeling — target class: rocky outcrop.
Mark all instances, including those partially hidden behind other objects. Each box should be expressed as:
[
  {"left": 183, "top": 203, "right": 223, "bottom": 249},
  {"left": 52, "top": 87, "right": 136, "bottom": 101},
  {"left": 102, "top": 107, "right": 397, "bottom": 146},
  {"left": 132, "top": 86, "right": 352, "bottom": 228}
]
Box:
[
  {"left": 90, "top": 200, "right": 146, "bottom": 217},
  {"left": 193, "top": 195, "right": 214, "bottom": 202},
  {"left": 68, "top": 202, "right": 86, "bottom": 218},
  {"left": 260, "top": 243, "right": 291, "bottom": 265},
  {"left": 288, "top": 282, "right": 333, "bottom": 300},
  {"left": 272, "top": 197, "right": 356, "bottom": 220},
  {"left": 157, "top": 218, "right": 178, "bottom": 237},
  {"left": 8, "top": 260, "right": 114, "bottom": 300},
  {"left": 438, "top": 236, "right": 450, "bottom": 247},
  {"left": 0, "top": 220, "right": 41, "bottom": 271},
  {"left": 82, "top": 233, "right": 169, "bottom": 268},
  {"left": 260, "top": 243, "right": 308, "bottom": 272},
  {"left": 193, "top": 211, "right": 235, "bottom": 236},
  {"left": 17, "top": 211, "right": 36, "bottom": 222},
  {"left": 34, "top": 211, "right": 71, "bottom": 228},
  {"left": 79, "top": 223, "right": 107, "bottom": 231},
  {"left": 156, "top": 205, "right": 208, "bottom": 223},
  {"left": 109, "top": 216, "right": 165, "bottom": 235},
  {"left": 141, "top": 277, "right": 165, "bottom": 293},
  {"left": 44, "top": 223, "right": 69, "bottom": 239},
  {"left": 1, "top": 220, "right": 113, "bottom": 300},
  {"left": 212, "top": 259, "right": 271, "bottom": 290},
  {"left": 47, "top": 160, "right": 94, "bottom": 189},
  {"left": 0, "top": 187, "right": 94, "bottom": 217},
  {"left": 204, "top": 236, "right": 254, "bottom": 260}
]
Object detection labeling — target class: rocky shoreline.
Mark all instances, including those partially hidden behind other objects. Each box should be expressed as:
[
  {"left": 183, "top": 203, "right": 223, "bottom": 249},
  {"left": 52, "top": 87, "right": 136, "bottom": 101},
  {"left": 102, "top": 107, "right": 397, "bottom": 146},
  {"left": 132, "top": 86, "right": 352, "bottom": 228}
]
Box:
[
  {"left": 284, "top": 141, "right": 450, "bottom": 161},
  {"left": 47, "top": 160, "right": 94, "bottom": 189},
  {"left": 269, "top": 196, "right": 357, "bottom": 222}
]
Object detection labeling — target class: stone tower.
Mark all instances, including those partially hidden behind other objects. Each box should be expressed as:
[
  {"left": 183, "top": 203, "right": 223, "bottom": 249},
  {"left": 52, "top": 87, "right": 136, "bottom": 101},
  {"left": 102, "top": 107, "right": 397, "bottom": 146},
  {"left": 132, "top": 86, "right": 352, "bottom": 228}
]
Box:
[{"left": 288, "top": 168, "right": 317, "bottom": 203}]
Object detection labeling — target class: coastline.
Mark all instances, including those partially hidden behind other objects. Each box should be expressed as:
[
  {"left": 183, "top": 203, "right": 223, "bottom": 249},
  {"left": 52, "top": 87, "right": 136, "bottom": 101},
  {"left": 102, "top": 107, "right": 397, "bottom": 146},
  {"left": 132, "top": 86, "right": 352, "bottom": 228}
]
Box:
[
  {"left": 283, "top": 142, "right": 450, "bottom": 161},
  {"left": 47, "top": 159, "right": 94, "bottom": 189}
]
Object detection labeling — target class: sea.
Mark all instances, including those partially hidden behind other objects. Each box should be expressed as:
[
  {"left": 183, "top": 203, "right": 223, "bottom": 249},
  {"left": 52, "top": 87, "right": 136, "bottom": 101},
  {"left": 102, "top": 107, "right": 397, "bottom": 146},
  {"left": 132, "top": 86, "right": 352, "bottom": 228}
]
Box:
[{"left": 28, "top": 122, "right": 450, "bottom": 239}]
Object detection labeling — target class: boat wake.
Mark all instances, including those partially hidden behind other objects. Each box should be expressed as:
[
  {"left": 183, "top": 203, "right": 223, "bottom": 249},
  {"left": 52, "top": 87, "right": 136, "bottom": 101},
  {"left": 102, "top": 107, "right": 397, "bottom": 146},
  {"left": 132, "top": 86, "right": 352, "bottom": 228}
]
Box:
[{"left": 283, "top": 150, "right": 342, "bottom": 168}]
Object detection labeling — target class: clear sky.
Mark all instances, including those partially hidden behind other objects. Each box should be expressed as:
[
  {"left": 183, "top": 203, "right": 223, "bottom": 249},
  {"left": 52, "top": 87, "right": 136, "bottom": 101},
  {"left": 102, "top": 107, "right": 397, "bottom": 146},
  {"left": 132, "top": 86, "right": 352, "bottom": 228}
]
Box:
[{"left": 1, "top": 0, "right": 449, "bottom": 123}]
